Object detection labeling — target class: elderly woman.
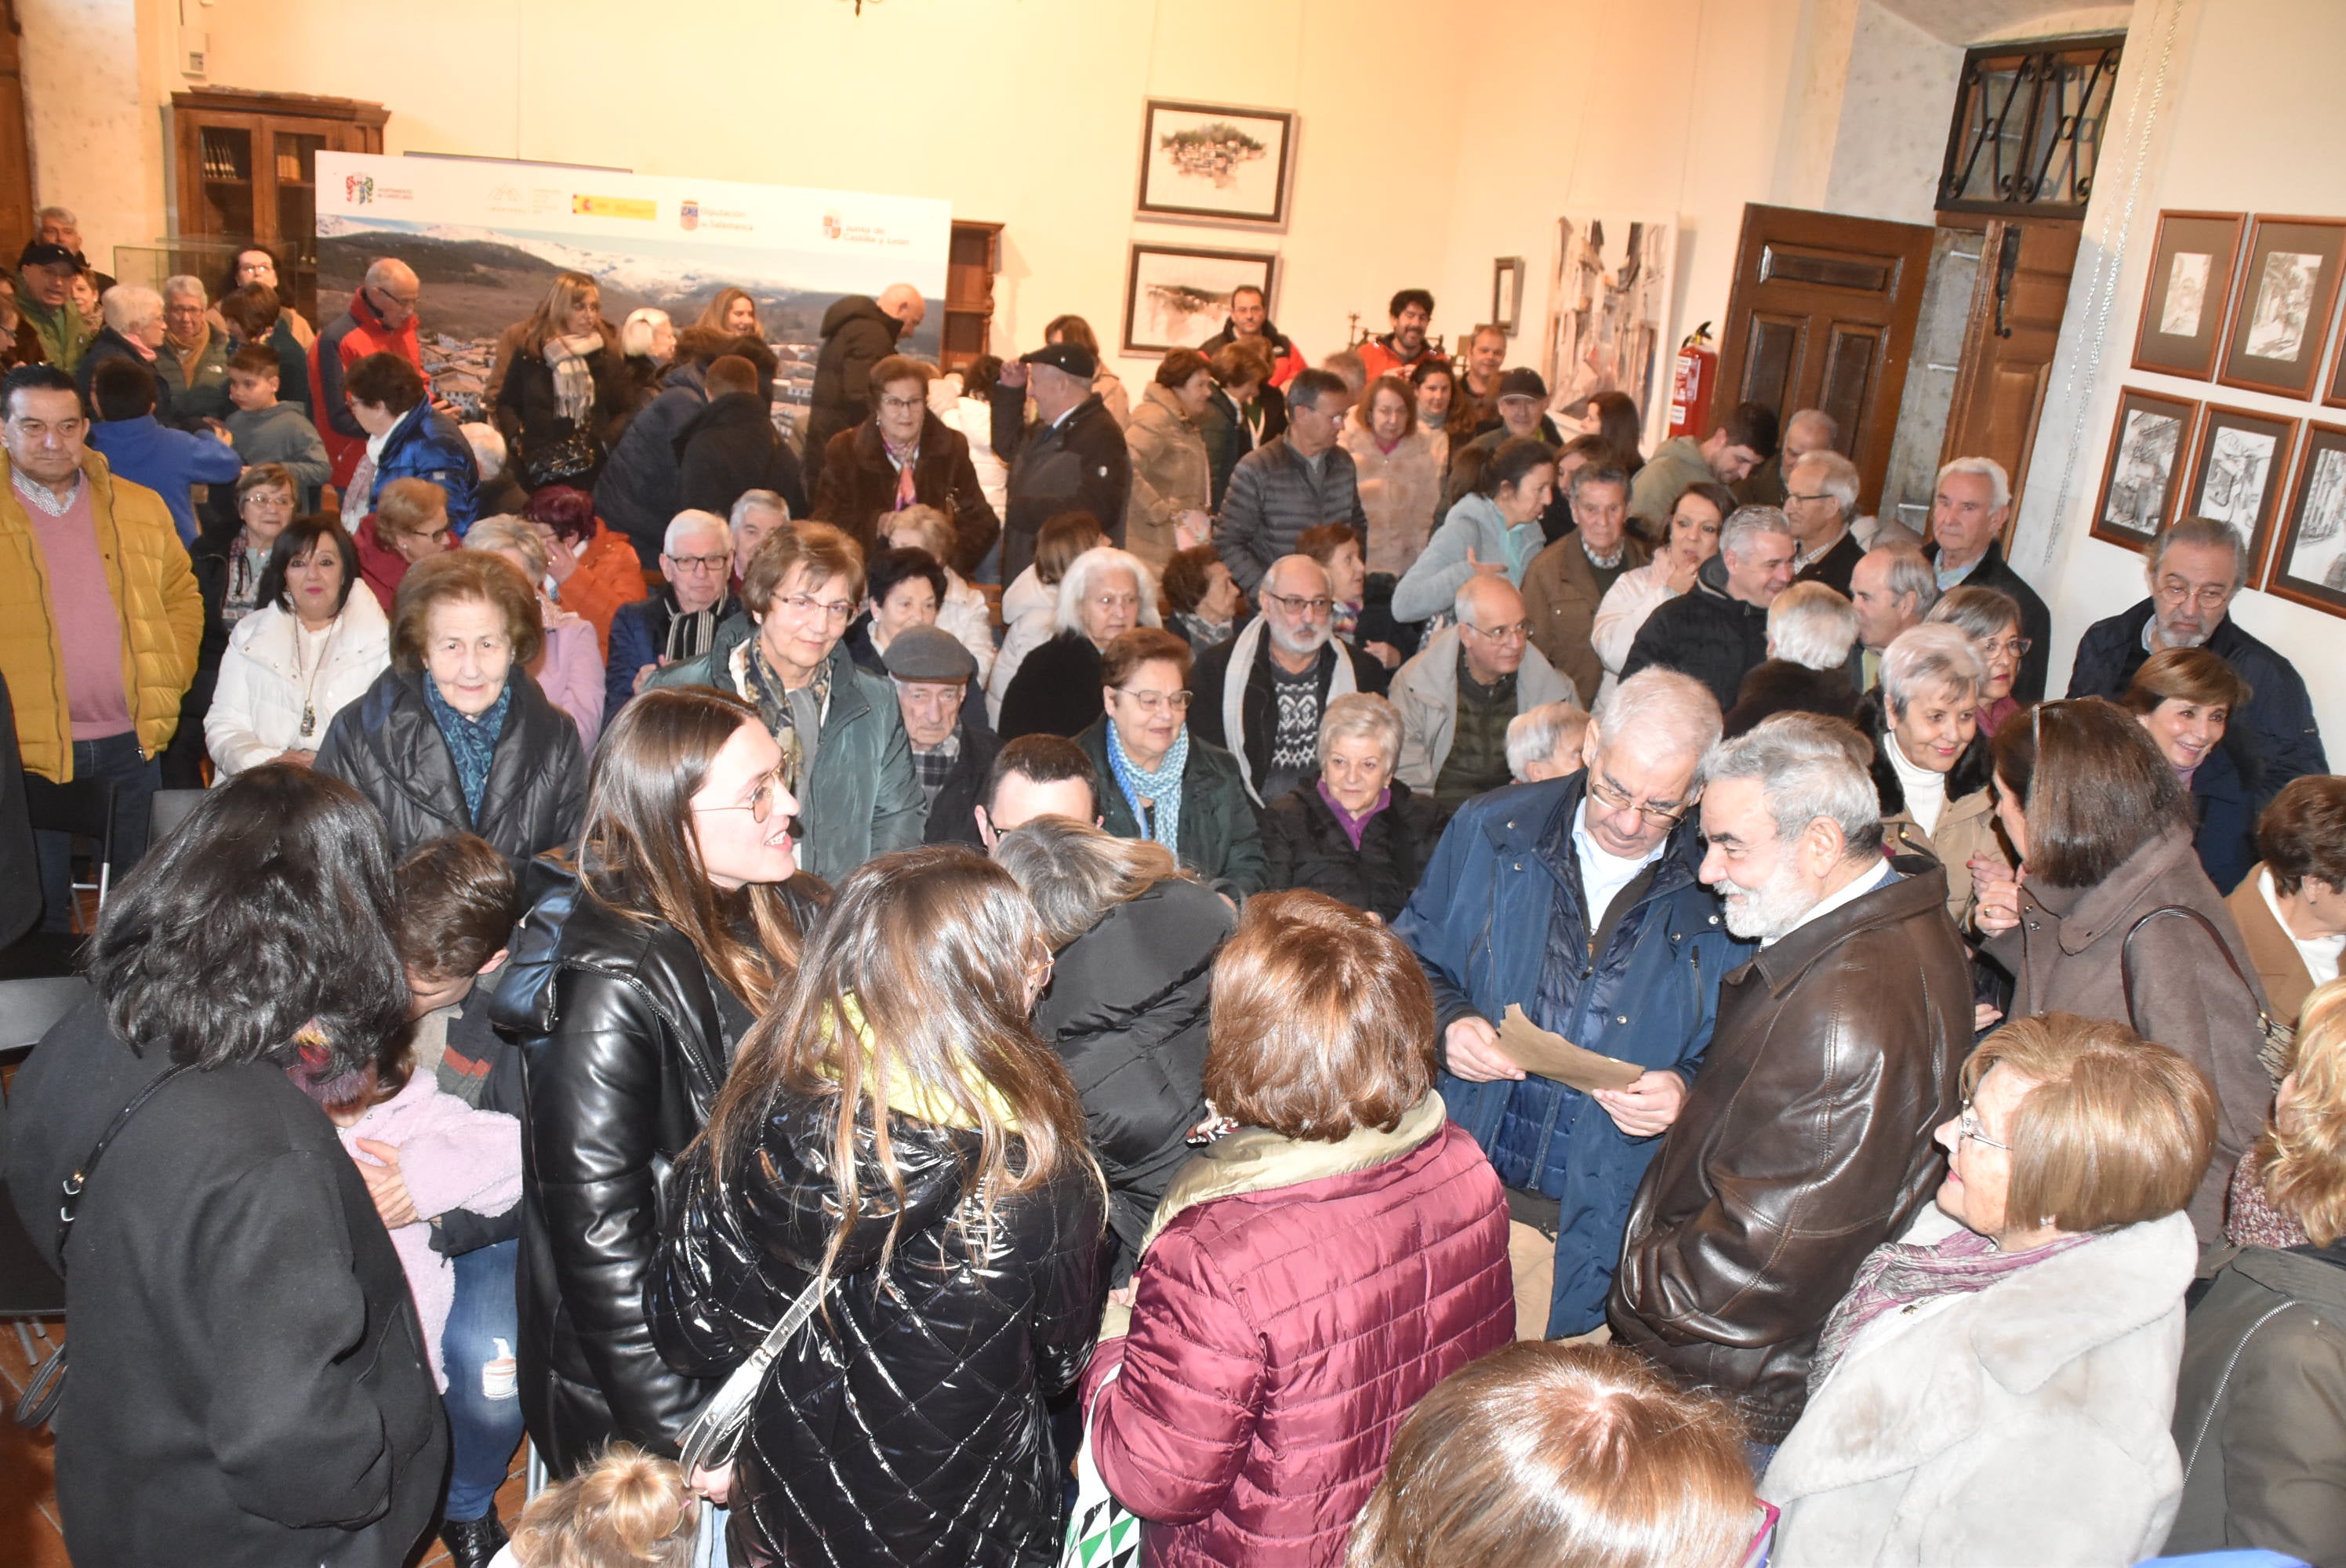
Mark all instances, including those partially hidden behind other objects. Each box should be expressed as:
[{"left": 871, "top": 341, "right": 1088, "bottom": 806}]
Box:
[
  {"left": 651, "top": 521, "right": 924, "bottom": 882},
  {"left": 1078, "top": 626, "right": 1267, "bottom": 899},
  {"left": 987, "top": 511, "right": 1106, "bottom": 724},
  {"left": 808, "top": 351, "right": 997, "bottom": 569},
  {"left": 2170, "top": 980, "right": 2346, "bottom": 1560},
  {"left": 884, "top": 503, "right": 995, "bottom": 680},
  {"left": 2226, "top": 776, "right": 2346, "bottom": 1027},
  {"left": 1762, "top": 1014, "right": 2214, "bottom": 1566},
  {"left": 345, "top": 350, "right": 480, "bottom": 531},
  {"left": 156, "top": 274, "right": 231, "bottom": 423},
  {"left": 520, "top": 484, "right": 645, "bottom": 658},
  {"left": 1084, "top": 891, "right": 1513, "bottom": 1567},
  {"left": 841, "top": 544, "right": 943, "bottom": 674},
  {"left": 1974, "top": 699, "right": 2275, "bottom": 1242},
  {"left": 1591, "top": 481, "right": 1733, "bottom": 699},
  {"left": 614, "top": 306, "right": 674, "bottom": 417},
  {"left": 998, "top": 544, "right": 1158, "bottom": 740},
  {"left": 495, "top": 271, "right": 622, "bottom": 489},
  {"left": 205, "top": 514, "right": 390, "bottom": 779},
  {"left": 1723, "top": 581, "right": 1859, "bottom": 736},
  {"left": 193, "top": 463, "right": 296, "bottom": 633},
  {"left": 2121, "top": 647, "right": 2257, "bottom": 894},
  {"left": 1926, "top": 583, "right": 2028, "bottom": 738},
  {"left": 1262, "top": 693, "right": 1444, "bottom": 919},
  {"left": 1854, "top": 624, "right": 2002, "bottom": 919},
  {"left": 1123, "top": 347, "right": 1214, "bottom": 569},
  {"left": 466, "top": 514, "right": 606, "bottom": 749},
  {"left": 316, "top": 550, "right": 586, "bottom": 866},
  {"left": 993, "top": 815, "right": 1234, "bottom": 1273},
  {"left": 1343, "top": 373, "right": 1445, "bottom": 577},
  {"left": 1161, "top": 542, "right": 1242, "bottom": 655}
]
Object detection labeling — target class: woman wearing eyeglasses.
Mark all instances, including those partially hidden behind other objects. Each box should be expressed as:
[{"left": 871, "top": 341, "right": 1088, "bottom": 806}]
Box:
[
  {"left": 808, "top": 353, "right": 999, "bottom": 571},
  {"left": 1761, "top": 1013, "right": 2213, "bottom": 1567},
  {"left": 1926, "top": 584, "right": 2029, "bottom": 738},
  {"left": 492, "top": 686, "right": 826, "bottom": 1483},
  {"left": 651, "top": 521, "right": 924, "bottom": 882},
  {"left": 998, "top": 544, "right": 1162, "bottom": 741}
]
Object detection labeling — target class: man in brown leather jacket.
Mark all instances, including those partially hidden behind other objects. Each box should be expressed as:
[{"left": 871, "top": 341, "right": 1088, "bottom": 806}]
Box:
[{"left": 1607, "top": 713, "right": 1970, "bottom": 1447}]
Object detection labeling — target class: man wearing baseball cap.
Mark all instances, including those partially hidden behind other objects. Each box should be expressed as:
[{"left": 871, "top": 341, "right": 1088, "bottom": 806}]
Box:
[
  {"left": 15, "top": 241, "right": 92, "bottom": 372},
  {"left": 1440, "top": 366, "right": 1560, "bottom": 509},
  {"left": 990, "top": 338, "right": 1131, "bottom": 584},
  {"left": 881, "top": 622, "right": 998, "bottom": 847}
]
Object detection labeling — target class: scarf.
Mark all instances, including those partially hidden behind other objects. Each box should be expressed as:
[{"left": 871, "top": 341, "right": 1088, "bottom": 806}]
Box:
[
  {"left": 1221, "top": 616, "right": 1355, "bottom": 805},
  {"left": 884, "top": 430, "right": 921, "bottom": 510},
  {"left": 659, "top": 595, "right": 724, "bottom": 665},
  {"left": 223, "top": 535, "right": 271, "bottom": 626},
  {"left": 1318, "top": 781, "right": 1389, "bottom": 851},
  {"left": 422, "top": 676, "right": 512, "bottom": 826},
  {"left": 733, "top": 636, "right": 830, "bottom": 795},
  {"left": 544, "top": 332, "right": 603, "bottom": 427},
  {"left": 1105, "top": 718, "right": 1189, "bottom": 855},
  {"left": 1809, "top": 1223, "right": 2099, "bottom": 1393}
]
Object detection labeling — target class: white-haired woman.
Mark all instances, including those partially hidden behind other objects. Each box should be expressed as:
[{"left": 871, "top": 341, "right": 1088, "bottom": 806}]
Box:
[
  {"left": 1262, "top": 693, "right": 1445, "bottom": 919},
  {"left": 467, "top": 515, "right": 607, "bottom": 749},
  {"left": 1723, "top": 581, "right": 1860, "bottom": 736},
  {"left": 997, "top": 544, "right": 1160, "bottom": 740},
  {"left": 1856, "top": 623, "right": 2003, "bottom": 921}
]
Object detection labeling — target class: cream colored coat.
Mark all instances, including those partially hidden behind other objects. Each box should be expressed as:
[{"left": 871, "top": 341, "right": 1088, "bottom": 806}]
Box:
[
  {"left": 204, "top": 591, "right": 391, "bottom": 779},
  {"left": 1341, "top": 424, "right": 1445, "bottom": 576},
  {"left": 1122, "top": 380, "right": 1210, "bottom": 570}
]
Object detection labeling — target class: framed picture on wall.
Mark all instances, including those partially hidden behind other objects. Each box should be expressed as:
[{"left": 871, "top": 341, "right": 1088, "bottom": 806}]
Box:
[
  {"left": 2217, "top": 216, "right": 2346, "bottom": 398},
  {"left": 1135, "top": 100, "right": 1295, "bottom": 225},
  {"left": 2184, "top": 403, "right": 2297, "bottom": 575},
  {"left": 1121, "top": 243, "right": 1277, "bottom": 355},
  {"left": 2264, "top": 420, "right": 2346, "bottom": 617},
  {"left": 2131, "top": 211, "right": 2244, "bottom": 379},
  {"left": 2090, "top": 389, "right": 2198, "bottom": 552},
  {"left": 1491, "top": 257, "right": 1526, "bottom": 335}
]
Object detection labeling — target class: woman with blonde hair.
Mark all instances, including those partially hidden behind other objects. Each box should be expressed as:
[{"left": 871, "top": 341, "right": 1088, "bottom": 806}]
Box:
[
  {"left": 693, "top": 287, "right": 762, "bottom": 340},
  {"left": 1348, "top": 1341, "right": 1759, "bottom": 1568},
  {"left": 466, "top": 514, "right": 606, "bottom": 747},
  {"left": 648, "top": 845, "right": 1106, "bottom": 1567},
  {"left": 496, "top": 270, "right": 624, "bottom": 489},
  {"left": 503, "top": 1443, "right": 696, "bottom": 1568}
]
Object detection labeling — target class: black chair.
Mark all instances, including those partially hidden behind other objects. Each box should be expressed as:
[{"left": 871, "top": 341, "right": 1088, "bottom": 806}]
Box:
[
  {"left": 0, "top": 975, "right": 82, "bottom": 1365},
  {"left": 21, "top": 772, "right": 118, "bottom": 924},
  {"left": 148, "top": 788, "right": 205, "bottom": 850},
  {"left": 0, "top": 974, "right": 89, "bottom": 1072}
]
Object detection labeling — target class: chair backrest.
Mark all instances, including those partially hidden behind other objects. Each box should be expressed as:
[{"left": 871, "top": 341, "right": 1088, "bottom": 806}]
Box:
[
  {"left": 148, "top": 789, "right": 205, "bottom": 849},
  {"left": 0, "top": 975, "right": 92, "bottom": 1057},
  {"left": 20, "top": 775, "right": 115, "bottom": 841}
]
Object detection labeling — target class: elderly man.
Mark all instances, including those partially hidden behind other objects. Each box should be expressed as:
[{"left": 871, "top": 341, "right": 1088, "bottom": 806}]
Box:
[
  {"left": 1848, "top": 543, "right": 1937, "bottom": 690},
  {"left": 311, "top": 258, "right": 423, "bottom": 490},
  {"left": 1523, "top": 462, "right": 1650, "bottom": 699},
  {"left": 1783, "top": 448, "right": 1864, "bottom": 594},
  {"left": 605, "top": 509, "right": 743, "bottom": 715},
  {"left": 990, "top": 339, "right": 1132, "bottom": 584},
  {"left": 1629, "top": 401, "right": 1779, "bottom": 536},
  {"left": 74, "top": 285, "right": 174, "bottom": 420},
  {"left": 1399, "top": 670, "right": 1750, "bottom": 1338},
  {"left": 1608, "top": 713, "right": 1970, "bottom": 1448},
  {"left": 1392, "top": 573, "right": 1575, "bottom": 809},
  {"left": 1356, "top": 289, "right": 1438, "bottom": 383},
  {"left": 882, "top": 624, "right": 998, "bottom": 848},
  {"left": 2069, "top": 514, "right": 2326, "bottom": 808},
  {"left": 1198, "top": 284, "right": 1306, "bottom": 390},
  {"left": 1734, "top": 406, "right": 1837, "bottom": 509},
  {"left": 1622, "top": 505, "right": 1797, "bottom": 710},
  {"left": 803, "top": 281, "right": 926, "bottom": 496},
  {"left": 1213, "top": 368, "right": 1367, "bottom": 592},
  {"left": 1189, "top": 553, "right": 1387, "bottom": 808},
  {"left": 1924, "top": 456, "right": 2051, "bottom": 702},
  {"left": 1505, "top": 699, "right": 1592, "bottom": 784},
  {"left": 1441, "top": 367, "right": 1564, "bottom": 511},
  {"left": 34, "top": 206, "right": 110, "bottom": 288},
  {"left": 158, "top": 275, "right": 231, "bottom": 426},
  {"left": 1723, "top": 582, "right": 1861, "bottom": 736},
  {"left": 728, "top": 488, "right": 790, "bottom": 589},
  {"left": 13, "top": 240, "right": 90, "bottom": 371},
  {"left": 975, "top": 732, "right": 1101, "bottom": 846},
  {"left": 0, "top": 364, "right": 200, "bottom": 929}
]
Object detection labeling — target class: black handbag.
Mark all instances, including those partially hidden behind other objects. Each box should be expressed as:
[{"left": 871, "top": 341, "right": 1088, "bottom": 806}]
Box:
[{"left": 519, "top": 429, "right": 601, "bottom": 492}]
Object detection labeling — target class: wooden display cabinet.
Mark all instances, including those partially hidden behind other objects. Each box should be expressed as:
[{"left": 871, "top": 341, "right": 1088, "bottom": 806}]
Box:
[{"left": 942, "top": 220, "right": 1003, "bottom": 372}]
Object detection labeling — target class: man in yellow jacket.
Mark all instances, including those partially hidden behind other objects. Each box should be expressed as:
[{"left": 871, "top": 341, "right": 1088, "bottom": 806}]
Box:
[{"left": 0, "top": 364, "right": 201, "bottom": 930}]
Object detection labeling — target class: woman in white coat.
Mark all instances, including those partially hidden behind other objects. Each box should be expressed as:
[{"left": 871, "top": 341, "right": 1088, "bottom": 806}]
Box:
[
  {"left": 1760, "top": 1012, "right": 2217, "bottom": 1568},
  {"left": 205, "top": 514, "right": 391, "bottom": 779}
]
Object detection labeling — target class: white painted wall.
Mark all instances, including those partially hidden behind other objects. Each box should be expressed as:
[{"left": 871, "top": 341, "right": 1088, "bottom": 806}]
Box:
[{"left": 19, "top": 0, "right": 158, "bottom": 263}]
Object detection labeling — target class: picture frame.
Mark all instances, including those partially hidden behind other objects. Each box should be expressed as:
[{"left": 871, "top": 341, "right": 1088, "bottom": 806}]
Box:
[
  {"left": 1491, "top": 257, "right": 1526, "bottom": 336},
  {"left": 1135, "top": 100, "right": 1295, "bottom": 226},
  {"left": 1121, "top": 243, "right": 1277, "bottom": 356},
  {"left": 2090, "top": 388, "right": 2199, "bottom": 553},
  {"left": 2217, "top": 215, "right": 2346, "bottom": 398},
  {"left": 2183, "top": 403, "right": 2298, "bottom": 578},
  {"left": 2131, "top": 211, "right": 2245, "bottom": 380},
  {"left": 2263, "top": 419, "right": 2346, "bottom": 617}
]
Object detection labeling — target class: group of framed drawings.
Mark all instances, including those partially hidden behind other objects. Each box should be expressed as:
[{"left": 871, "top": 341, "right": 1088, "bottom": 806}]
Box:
[
  {"left": 1121, "top": 100, "right": 1294, "bottom": 356},
  {"left": 2094, "top": 211, "right": 2346, "bottom": 619}
]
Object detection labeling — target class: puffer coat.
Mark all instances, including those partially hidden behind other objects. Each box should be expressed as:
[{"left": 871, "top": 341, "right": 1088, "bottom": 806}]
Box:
[
  {"left": 1619, "top": 550, "right": 1770, "bottom": 712},
  {"left": 648, "top": 1097, "right": 1106, "bottom": 1568},
  {"left": 1123, "top": 381, "right": 1210, "bottom": 570},
  {"left": 1259, "top": 776, "right": 1445, "bottom": 920}
]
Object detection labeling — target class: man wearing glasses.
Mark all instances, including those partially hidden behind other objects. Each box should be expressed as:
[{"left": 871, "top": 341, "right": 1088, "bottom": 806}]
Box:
[
  {"left": 310, "top": 257, "right": 426, "bottom": 490},
  {"left": 1395, "top": 668, "right": 1749, "bottom": 1341},
  {"left": 2068, "top": 512, "right": 2326, "bottom": 810},
  {"left": 1922, "top": 456, "right": 2051, "bottom": 702},
  {"left": 605, "top": 510, "right": 742, "bottom": 714},
  {"left": 1391, "top": 573, "right": 1574, "bottom": 811}
]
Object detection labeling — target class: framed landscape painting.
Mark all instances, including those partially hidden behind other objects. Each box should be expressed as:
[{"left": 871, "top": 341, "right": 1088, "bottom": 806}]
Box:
[
  {"left": 2266, "top": 420, "right": 2346, "bottom": 617},
  {"left": 2218, "top": 216, "right": 2346, "bottom": 398},
  {"left": 1122, "top": 244, "right": 1276, "bottom": 355},
  {"left": 2131, "top": 211, "right": 2244, "bottom": 379},
  {"left": 1136, "top": 100, "right": 1295, "bottom": 225},
  {"left": 2184, "top": 404, "right": 2297, "bottom": 576},
  {"left": 2091, "top": 389, "right": 2197, "bottom": 552}
]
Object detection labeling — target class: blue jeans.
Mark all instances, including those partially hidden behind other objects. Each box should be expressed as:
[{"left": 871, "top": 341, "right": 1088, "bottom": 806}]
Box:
[
  {"left": 33, "top": 733, "right": 158, "bottom": 932},
  {"left": 442, "top": 1239, "right": 525, "bottom": 1523}
]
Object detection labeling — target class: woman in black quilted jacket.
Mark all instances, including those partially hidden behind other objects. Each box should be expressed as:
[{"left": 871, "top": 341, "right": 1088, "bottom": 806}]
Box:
[
  {"left": 649, "top": 845, "right": 1106, "bottom": 1568},
  {"left": 1260, "top": 693, "right": 1445, "bottom": 920}
]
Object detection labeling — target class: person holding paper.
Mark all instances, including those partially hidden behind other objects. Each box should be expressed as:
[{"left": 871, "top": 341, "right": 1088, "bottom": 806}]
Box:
[{"left": 1394, "top": 667, "right": 1752, "bottom": 1341}]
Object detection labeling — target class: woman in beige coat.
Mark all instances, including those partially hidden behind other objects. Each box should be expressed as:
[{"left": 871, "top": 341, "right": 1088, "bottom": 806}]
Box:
[
  {"left": 1342, "top": 374, "right": 1444, "bottom": 577},
  {"left": 1121, "top": 348, "right": 1213, "bottom": 572},
  {"left": 1859, "top": 625, "right": 2006, "bottom": 922}
]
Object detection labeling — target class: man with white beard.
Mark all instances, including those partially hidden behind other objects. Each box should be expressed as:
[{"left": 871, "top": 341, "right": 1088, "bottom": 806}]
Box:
[{"left": 1607, "top": 713, "right": 1971, "bottom": 1454}]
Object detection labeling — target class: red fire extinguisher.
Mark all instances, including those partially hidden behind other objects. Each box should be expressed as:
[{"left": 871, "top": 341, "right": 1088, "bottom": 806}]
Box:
[{"left": 1669, "top": 322, "right": 1716, "bottom": 439}]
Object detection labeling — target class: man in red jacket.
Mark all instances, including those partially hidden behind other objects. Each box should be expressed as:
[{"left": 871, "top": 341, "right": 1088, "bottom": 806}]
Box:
[{"left": 310, "top": 259, "right": 423, "bottom": 490}]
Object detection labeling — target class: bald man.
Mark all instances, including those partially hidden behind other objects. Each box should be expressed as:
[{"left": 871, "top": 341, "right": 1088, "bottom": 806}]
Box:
[
  {"left": 311, "top": 257, "right": 424, "bottom": 488},
  {"left": 1392, "top": 573, "right": 1576, "bottom": 808},
  {"left": 804, "top": 281, "right": 928, "bottom": 495}
]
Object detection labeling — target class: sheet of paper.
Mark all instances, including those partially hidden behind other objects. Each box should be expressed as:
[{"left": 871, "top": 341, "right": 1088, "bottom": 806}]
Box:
[{"left": 1498, "top": 1004, "right": 1643, "bottom": 1092}]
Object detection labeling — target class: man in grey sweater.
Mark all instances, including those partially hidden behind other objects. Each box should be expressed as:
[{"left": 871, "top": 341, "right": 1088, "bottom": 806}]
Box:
[{"left": 1213, "top": 367, "right": 1366, "bottom": 590}]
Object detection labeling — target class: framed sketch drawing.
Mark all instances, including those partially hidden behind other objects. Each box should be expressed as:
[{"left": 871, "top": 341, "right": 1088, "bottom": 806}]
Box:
[
  {"left": 1122, "top": 244, "right": 1276, "bottom": 355},
  {"left": 2091, "top": 389, "right": 2197, "bottom": 552},
  {"left": 1135, "top": 100, "right": 1295, "bottom": 226},
  {"left": 2218, "top": 216, "right": 2346, "bottom": 398},
  {"left": 2265, "top": 420, "right": 2346, "bottom": 616},
  {"left": 1542, "top": 213, "right": 1676, "bottom": 451},
  {"left": 1492, "top": 258, "right": 1526, "bottom": 336},
  {"left": 2184, "top": 404, "right": 2297, "bottom": 575},
  {"left": 2132, "top": 211, "right": 2244, "bottom": 379}
]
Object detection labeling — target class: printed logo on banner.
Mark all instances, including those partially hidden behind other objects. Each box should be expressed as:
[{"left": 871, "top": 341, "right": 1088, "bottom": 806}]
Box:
[
  {"left": 823, "top": 212, "right": 843, "bottom": 241},
  {"left": 346, "top": 174, "right": 375, "bottom": 205},
  {"left": 681, "top": 200, "right": 699, "bottom": 232},
  {"left": 573, "top": 194, "right": 657, "bottom": 221}
]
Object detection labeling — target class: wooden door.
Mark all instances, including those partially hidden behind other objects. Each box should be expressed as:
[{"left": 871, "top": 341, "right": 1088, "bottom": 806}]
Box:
[
  {"left": 1711, "top": 204, "right": 1937, "bottom": 514},
  {"left": 1939, "top": 216, "right": 2081, "bottom": 535}
]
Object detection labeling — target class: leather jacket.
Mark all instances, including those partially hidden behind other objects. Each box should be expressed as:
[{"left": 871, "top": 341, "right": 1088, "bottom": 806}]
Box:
[
  {"left": 1607, "top": 859, "right": 1972, "bottom": 1442},
  {"left": 648, "top": 1097, "right": 1106, "bottom": 1567},
  {"left": 490, "top": 861, "right": 825, "bottom": 1475}
]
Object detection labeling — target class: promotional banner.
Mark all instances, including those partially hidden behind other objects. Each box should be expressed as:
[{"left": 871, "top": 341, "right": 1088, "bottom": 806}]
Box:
[{"left": 314, "top": 152, "right": 951, "bottom": 438}]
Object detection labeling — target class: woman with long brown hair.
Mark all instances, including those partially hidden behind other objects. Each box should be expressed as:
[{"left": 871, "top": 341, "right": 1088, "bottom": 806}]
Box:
[
  {"left": 492, "top": 686, "right": 825, "bottom": 1482},
  {"left": 496, "top": 269, "right": 625, "bottom": 488},
  {"left": 694, "top": 287, "right": 763, "bottom": 340},
  {"left": 649, "top": 845, "right": 1106, "bottom": 1567}
]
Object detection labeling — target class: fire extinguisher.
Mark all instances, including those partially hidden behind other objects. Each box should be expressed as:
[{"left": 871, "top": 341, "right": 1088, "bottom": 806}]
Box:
[{"left": 1669, "top": 322, "right": 1716, "bottom": 439}]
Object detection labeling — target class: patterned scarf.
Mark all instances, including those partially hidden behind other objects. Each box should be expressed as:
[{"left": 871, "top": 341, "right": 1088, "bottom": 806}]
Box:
[
  {"left": 544, "top": 332, "right": 603, "bottom": 427},
  {"left": 911, "top": 729, "right": 961, "bottom": 808},
  {"left": 733, "top": 637, "right": 830, "bottom": 795},
  {"left": 1809, "top": 1224, "right": 2099, "bottom": 1393},
  {"left": 1105, "top": 719, "right": 1189, "bottom": 855},
  {"left": 223, "top": 535, "right": 271, "bottom": 626},
  {"left": 422, "top": 676, "right": 512, "bottom": 826},
  {"left": 884, "top": 432, "right": 921, "bottom": 510}
]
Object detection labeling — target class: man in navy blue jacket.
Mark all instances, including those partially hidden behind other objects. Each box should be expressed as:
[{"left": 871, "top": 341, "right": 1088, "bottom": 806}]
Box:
[
  {"left": 85, "top": 354, "right": 242, "bottom": 543},
  {"left": 1395, "top": 667, "right": 1751, "bottom": 1338}
]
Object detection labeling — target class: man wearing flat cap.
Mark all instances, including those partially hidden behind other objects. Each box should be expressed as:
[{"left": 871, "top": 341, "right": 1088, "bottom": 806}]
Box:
[
  {"left": 990, "top": 339, "right": 1131, "bottom": 583},
  {"left": 14, "top": 241, "right": 93, "bottom": 372},
  {"left": 882, "top": 622, "right": 999, "bottom": 847}
]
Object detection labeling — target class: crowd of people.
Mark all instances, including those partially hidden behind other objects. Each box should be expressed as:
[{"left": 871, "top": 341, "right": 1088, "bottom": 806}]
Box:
[{"left": 4, "top": 231, "right": 2344, "bottom": 1568}]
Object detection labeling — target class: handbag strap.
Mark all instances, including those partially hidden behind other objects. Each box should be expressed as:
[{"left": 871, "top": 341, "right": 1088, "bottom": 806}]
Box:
[
  {"left": 2118, "top": 904, "right": 2276, "bottom": 1040},
  {"left": 53, "top": 1062, "right": 198, "bottom": 1272}
]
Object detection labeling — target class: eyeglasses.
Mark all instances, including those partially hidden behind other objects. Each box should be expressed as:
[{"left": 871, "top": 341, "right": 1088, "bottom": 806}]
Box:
[
  {"left": 666, "top": 554, "right": 731, "bottom": 573},
  {"left": 1262, "top": 591, "right": 1334, "bottom": 615},
  {"left": 693, "top": 769, "right": 790, "bottom": 824},
  {"left": 877, "top": 395, "right": 925, "bottom": 413},
  {"left": 775, "top": 593, "right": 857, "bottom": 624},
  {"left": 2155, "top": 579, "right": 2235, "bottom": 609},
  {"left": 1977, "top": 635, "right": 2033, "bottom": 659},
  {"left": 1460, "top": 619, "right": 1531, "bottom": 644},
  {"left": 1785, "top": 491, "right": 1836, "bottom": 505},
  {"left": 1116, "top": 688, "right": 1192, "bottom": 714},
  {"left": 1953, "top": 1103, "right": 2010, "bottom": 1152},
  {"left": 1586, "top": 771, "right": 1692, "bottom": 826}
]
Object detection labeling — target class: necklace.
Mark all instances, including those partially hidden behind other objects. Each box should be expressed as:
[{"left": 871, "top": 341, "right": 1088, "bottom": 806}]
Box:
[{"left": 292, "top": 612, "right": 343, "bottom": 739}]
